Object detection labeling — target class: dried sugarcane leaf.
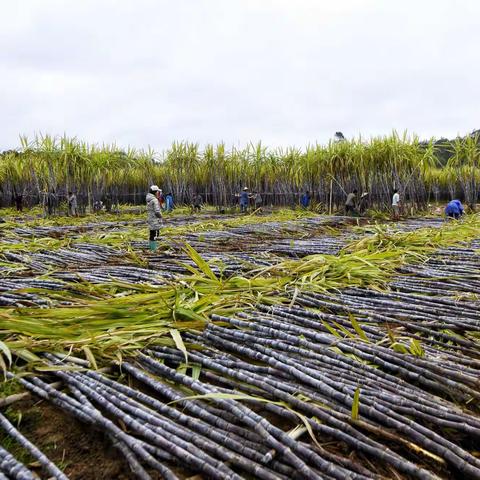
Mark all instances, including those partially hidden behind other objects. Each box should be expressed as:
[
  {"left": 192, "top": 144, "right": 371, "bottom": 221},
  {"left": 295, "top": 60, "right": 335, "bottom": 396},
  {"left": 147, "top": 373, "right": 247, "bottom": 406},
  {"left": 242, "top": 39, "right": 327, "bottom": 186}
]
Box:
[{"left": 82, "top": 346, "right": 98, "bottom": 370}]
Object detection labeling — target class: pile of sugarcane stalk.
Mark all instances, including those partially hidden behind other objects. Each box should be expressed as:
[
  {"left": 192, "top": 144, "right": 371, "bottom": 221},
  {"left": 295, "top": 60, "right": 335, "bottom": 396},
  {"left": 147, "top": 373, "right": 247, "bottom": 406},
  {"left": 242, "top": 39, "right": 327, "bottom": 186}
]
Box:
[
  {"left": 8, "top": 292, "right": 479, "bottom": 479},
  {"left": 6, "top": 260, "right": 479, "bottom": 479}
]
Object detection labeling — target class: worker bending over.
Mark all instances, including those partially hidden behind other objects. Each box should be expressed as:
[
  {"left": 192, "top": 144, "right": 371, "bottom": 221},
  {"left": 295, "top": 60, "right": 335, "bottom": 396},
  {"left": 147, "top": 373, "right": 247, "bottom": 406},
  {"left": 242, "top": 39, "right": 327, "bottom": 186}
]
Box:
[{"left": 445, "top": 199, "right": 464, "bottom": 220}]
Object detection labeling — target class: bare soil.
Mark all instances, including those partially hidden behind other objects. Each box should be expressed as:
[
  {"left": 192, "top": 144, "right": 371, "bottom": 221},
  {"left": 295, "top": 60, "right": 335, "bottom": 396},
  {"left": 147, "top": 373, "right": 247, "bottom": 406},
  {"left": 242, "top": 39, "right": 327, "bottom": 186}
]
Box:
[{"left": 3, "top": 397, "right": 153, "bottom": 480}]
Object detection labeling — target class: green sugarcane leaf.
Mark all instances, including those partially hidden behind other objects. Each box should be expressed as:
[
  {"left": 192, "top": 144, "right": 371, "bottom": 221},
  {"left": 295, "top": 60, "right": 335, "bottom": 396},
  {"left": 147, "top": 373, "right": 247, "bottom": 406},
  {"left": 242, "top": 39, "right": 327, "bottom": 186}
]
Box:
[
  {"left": 170, "top": 329, "right": 188, "bottom": 365},
  {"left": 191, "top": 364, "right": 201, "bottom": 380},
  {"left": 332, "top": 321, "right": 356, "bottom": 339},
  {"left": 183, "top": 242, "right": 218, "bottom": 281},
  {"left": 351, "top": 386, "right": 361, "bottom": 421},
  {"left": 176, "top": 364, "right": 187, "bottom": 375},
  {"left": 321, "top": 320, "right": 342, "bottom": 338},
  {"left": 391, "top": 342, "right": 409, "bottom": 354},
  {"left": 409, "top": 338, "right": 425, "bottom": 357},
  {"left": 349, "top": 313, "right": 369, "bottom": 342},
  {"left": 12, "top": 349, "right": 42, "bottom": 363},
  {"left": 173, "top": 307, "right": 206, "bottom": 323}
]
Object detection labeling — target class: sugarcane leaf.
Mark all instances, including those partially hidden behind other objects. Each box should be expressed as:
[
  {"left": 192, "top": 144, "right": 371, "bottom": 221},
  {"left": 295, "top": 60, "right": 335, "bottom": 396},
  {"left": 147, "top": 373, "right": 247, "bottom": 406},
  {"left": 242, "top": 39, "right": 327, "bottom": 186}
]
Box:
[
  {"left": 174, "top": 307, "right": 206, "bottom": 323},
  {"left": 191, "top": 364, "right": 201, "bottom": 380},
  {"left": 351, "top": 386, "right": 361, "bottom": 421},
  {"left": 82, "top": 346, "right": 98, "bottom": 370},
  {"left": 170, "top": 329, "right": 188, "bottom": 365},
  {"left": 183, "top": 242, "right": 218, "bottom": 281},
  {"left": 0, "top": 355, "right": 7, "bottom": 378},
  {"left": 168, "top": 392, "right": 275, "bottom": 404},
  {"left": 321, "top": 320, "right": 342, "bottom": 338},
  {"left": 349, "top": 313, "right": 369, "bottom": 342},
  {"left": 35, "top": 365, "right": 84, "bottom": 372},
  {"left": 283, "top": 406, "right": 324, "bottom": 451},
  {"left": 0, "top": 341, "right": 12, "bottom": 366},
  {"left": 391, "top": 342, "right": 409, "bottom": 354},
  {"left": 12, "top": 349, "right": 42, "bottom": 363},
  {"left": 176, "top": 364, "right": 187, "bottom": 375},
  {"left": 409, "top": 338, "right": 425, "bottom": 357},
  {"left": 332, "top": 321, "right": 356, "bottom": 339},
  {"left": 167, "top": 391, "right": 323, "bottom": 449},
  {"left": 387, "top": 326, "right": 396, "bottom": 344}
]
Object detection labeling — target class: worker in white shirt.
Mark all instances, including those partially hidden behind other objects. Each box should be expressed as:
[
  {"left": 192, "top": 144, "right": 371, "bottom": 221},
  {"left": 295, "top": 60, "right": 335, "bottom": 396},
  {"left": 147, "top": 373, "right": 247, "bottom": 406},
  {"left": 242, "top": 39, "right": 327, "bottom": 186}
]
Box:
[{"left": 392, "top": 189, "right": 400, "bottom": 220}]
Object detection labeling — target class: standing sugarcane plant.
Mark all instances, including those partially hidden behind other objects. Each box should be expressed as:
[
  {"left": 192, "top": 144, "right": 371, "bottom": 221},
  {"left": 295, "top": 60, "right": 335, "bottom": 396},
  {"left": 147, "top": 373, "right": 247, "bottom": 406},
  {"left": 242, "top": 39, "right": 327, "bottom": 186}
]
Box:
[{"left": 1, "top": 132, "right": 480, "bottom": 210}]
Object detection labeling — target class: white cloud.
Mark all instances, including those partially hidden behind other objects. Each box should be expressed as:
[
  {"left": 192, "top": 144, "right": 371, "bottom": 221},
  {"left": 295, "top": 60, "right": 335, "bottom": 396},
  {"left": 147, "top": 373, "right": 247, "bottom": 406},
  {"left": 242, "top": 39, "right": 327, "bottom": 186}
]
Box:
[{"left": 0, "top": 0, "right": 479, "bottom": 151}]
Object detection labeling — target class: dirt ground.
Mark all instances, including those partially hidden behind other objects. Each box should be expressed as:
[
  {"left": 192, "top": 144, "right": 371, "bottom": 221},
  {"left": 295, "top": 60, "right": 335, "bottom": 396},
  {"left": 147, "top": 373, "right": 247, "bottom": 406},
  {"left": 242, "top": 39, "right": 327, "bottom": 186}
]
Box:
[{"left": 2, "top": 397, "right": 167, "bottom": 480}]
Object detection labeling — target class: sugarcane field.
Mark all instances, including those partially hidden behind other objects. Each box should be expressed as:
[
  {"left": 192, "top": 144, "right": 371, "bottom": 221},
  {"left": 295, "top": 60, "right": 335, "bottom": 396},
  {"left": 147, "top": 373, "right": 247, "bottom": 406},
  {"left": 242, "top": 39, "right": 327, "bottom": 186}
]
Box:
[{"left": 0, "top": 133, "right": 479, "bottom": 480}]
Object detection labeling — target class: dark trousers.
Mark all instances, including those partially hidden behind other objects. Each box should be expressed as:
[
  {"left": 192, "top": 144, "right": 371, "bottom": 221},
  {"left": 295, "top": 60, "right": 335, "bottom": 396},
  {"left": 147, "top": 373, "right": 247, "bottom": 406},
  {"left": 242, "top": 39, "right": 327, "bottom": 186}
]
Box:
[{"left": 149, "top": 230, "right": 159, "bottom": 241}]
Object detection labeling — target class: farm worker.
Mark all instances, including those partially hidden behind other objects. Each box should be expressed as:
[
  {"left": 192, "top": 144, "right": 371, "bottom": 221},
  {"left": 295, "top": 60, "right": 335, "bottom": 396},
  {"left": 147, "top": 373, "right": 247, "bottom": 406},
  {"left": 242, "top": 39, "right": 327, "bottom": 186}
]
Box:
[
  {"left": 392, "top": 189, "right": 401, "bottom": 220},
  {"left": 14, "top": 193, "right": 23, "bottom": 212},
  {"left": 158, "top": 189, "right": 165, "bottom": 210},
  {"left": 300, "top": 191, "right": 311, "bottom": 208},
  {"left": 93, "top": 199, "right": 103, "bottom": 212},
  {"left": 357, "top": 192, "right": 369, "bottom": 215},
  {"left": 240, "top": 187, "right": 249, "bottom": 213},
  {"left": 103, "top": 193, "right": 112, "bottom": 213},
  {"left": 445, "top": 199, "right": 464, "bottom": 220},
  {"left": 67, "top": 192, "right": 78, "bottom": 216},
  {"left": 253, "top": 191, "right": 263, "bottom": 211},
  {"left": 46, "top": 190, "right": 57, "bottom": 216},
  {"left": 146, "top": 185, "right": 162, "bottom": 251},
  {"left": 165, "top": 193, "right": 174, "bottom": 212},
  {"left": 192, "top": 193, "right": 203, "bottom": 213},
  {"left": 345, "top": 189, "right": 357, "bottom": 215}
]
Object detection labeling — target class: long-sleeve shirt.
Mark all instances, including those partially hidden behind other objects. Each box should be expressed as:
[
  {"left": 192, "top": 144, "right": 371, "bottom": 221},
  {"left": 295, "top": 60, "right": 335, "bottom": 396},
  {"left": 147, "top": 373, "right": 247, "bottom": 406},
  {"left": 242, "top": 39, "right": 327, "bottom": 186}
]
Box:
[
  {"left": 146, "top": 193, "right": 162, "bottom": 230},
  {"left": 445, "top": 200, "right": 463, "bottom": 216},
  {"left": 240, "top": 191, "right": 249, "bottom": 205},
  {"left": 345, "top": 193, "right": 356, "bottom": 206},
  {"left": 300, "top": 194, "right": 310, "bottom": 207}
]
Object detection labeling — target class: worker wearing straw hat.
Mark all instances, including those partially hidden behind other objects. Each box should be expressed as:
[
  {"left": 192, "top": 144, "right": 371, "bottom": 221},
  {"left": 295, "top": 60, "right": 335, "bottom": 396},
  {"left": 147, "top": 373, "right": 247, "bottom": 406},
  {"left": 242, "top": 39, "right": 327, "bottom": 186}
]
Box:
[
  {"left": 146, "top": 185, "right": 162, "bottom": 251},
  {"left": 239, "top": 187, "right": 249, "bottom": 213}
]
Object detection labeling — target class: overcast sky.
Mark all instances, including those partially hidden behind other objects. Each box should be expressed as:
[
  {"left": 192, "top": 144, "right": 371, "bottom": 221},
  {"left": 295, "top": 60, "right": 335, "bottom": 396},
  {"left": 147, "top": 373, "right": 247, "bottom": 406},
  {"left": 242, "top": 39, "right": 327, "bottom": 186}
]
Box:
[{"left": 1, "top": 0, "right": 479, "bottom": 152}]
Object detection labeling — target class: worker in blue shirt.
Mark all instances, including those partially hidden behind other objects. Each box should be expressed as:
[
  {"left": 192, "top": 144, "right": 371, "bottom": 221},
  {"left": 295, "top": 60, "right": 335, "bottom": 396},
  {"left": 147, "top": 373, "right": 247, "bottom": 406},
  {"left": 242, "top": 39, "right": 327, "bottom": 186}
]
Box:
[
  {"left": 445, "top": 199, "right": 464, "bottom": 219},
  {"left": 300, "top": 191, "right": 311, "bottom": 209},
  {"left": 239, "top": 187, "right": 250, "bottom": 213},
  {"left": 165, "top": 193, "right": 174, "bottom": 212}
]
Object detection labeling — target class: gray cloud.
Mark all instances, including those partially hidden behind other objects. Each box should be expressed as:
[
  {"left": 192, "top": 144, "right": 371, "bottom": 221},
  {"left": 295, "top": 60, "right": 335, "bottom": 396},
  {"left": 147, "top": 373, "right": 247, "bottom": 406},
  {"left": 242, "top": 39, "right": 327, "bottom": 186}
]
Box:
[{"left": 1, "top": 0, "right": 479, "bottom": 151}]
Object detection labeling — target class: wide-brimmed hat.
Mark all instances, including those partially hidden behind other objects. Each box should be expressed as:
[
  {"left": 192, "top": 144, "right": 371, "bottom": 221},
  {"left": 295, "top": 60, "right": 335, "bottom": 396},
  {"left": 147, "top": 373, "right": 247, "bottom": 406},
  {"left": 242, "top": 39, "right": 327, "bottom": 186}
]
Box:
[
  {"left": 243, "top": 187, "right": 249, "bottom": 191},
  {"left": 150, "top": 185, "right": 160, "bottom": 192}
]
